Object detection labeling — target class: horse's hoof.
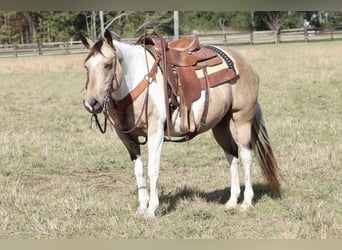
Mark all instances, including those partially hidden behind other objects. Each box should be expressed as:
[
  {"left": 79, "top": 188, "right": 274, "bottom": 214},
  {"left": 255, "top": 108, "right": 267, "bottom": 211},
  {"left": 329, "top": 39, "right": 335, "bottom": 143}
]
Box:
[
  {"left": 136, "top": 207, "right": 148, "bottom": 217},
  {"left": 225, "top": 202, "right": 239, "bottom": 211},
  {"left": 136, "top": 207, "right": 155, "bottom": 219},
  {"left": 144, "top": 209, "right": 155, "bottom": 219},
  {"left": 240, "top": 202, "right": 253, "bottom": 211},
  {"left": 140, "top": 212, "right": 155, "bottom": 219}
]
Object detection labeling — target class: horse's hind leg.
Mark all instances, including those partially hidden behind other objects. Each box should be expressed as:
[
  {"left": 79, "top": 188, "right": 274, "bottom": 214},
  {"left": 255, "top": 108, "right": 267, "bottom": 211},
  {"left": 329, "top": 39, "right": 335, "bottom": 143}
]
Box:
[
  {"left": 212, "top": 118, "right": 241, "bottom": 209},
  {"left": 234, "top": 121, "right": 254, "bottom": 210}
]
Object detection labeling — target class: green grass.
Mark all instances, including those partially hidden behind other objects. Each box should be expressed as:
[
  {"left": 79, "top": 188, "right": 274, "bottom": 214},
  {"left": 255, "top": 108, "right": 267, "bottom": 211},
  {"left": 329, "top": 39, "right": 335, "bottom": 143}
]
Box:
[{"left": 0, "top": 43, "right": 341, "bottom": 239}]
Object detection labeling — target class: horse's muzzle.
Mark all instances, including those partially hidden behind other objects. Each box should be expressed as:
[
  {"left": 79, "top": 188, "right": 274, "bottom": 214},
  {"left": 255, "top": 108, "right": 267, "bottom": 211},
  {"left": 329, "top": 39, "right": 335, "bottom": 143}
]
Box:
[{"left": 83, "top": 98, "right": 103, "bottom": 114}]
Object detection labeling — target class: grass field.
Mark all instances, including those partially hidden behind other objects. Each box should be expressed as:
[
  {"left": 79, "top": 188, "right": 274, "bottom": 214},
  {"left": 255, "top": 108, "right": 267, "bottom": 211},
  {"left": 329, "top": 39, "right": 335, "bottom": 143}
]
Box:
[{"left": 0, "top": 41, "right": 341, "bottom": 239}]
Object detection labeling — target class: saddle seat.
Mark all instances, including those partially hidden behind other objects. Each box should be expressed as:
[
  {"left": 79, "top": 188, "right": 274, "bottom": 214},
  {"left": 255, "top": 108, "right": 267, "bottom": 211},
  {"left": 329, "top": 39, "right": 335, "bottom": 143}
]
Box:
[
  {"left": 167, "top": 38, "right": 217, "bottom": 67},
  {"left": 168, "top": 37, "right": 200, "bottom": 52}
]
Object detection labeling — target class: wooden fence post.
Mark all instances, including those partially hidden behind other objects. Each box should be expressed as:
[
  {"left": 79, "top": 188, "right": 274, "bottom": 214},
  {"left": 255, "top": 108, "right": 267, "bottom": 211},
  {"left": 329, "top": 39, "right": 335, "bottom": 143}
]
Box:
[
  {"left": 304, "top": 25, "right": 309, "bottom": 42},
  {"left": 223, "top": 33, "right": 227, "bottom": 45},
  {"left": 275, "top": 30, "right": 280, "bottom": 44},
  {"left": 14, "top": 44, "right": 17, "bottom": 57},
  {"left": 64, "top": 41, "right": 69, "bottom": 55},
  {"left": 38, "top": 42, "right": 42, "bottom": 56}
]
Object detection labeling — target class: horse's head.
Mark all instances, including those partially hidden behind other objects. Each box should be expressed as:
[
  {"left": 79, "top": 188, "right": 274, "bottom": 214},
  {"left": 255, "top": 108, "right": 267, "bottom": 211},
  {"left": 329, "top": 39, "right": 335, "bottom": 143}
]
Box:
[{"left": 80, "top": 30, "right": 122, "bottom": 114}]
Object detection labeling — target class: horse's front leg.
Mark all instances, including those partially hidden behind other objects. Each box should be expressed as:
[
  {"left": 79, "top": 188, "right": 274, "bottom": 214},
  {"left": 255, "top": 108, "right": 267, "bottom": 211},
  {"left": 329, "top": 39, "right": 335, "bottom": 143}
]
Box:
[
  {"left": 114, "top": 130, "right": 149, "bottom": 216},
  {"left": 133, "top": 155, "right": 149, "bottom": 216},
  {"left": 145, "top": 124, "right": 164, "bottom": 218}
]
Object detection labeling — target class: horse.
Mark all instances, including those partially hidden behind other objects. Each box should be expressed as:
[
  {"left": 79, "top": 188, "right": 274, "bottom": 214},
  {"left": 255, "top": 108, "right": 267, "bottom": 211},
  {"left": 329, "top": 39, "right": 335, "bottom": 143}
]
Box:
[{"left": 79, "top": 30, "right": 280, "bottom": 218}]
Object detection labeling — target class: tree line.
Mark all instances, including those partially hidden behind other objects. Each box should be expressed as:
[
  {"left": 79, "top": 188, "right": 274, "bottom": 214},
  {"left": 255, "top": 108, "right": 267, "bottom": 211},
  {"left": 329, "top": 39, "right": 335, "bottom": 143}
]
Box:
[{"left": 1, "top": 11, "right": 342, "bottom": 44}]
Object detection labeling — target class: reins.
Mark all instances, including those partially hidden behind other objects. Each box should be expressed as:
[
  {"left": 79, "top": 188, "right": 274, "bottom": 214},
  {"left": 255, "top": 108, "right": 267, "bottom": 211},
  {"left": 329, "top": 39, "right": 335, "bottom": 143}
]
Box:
[
  {"left": 92, "top": 113, "right": 107, "bottom": 134},
  {"left": 91, "top": 82, "right": 112, "bottom": 134}
]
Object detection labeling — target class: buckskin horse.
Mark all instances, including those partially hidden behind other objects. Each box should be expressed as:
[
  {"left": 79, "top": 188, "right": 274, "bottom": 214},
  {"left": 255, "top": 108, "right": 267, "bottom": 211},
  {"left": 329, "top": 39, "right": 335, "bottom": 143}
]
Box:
[{"left": 80, "top": 30, "right": 280, "bottom": 218}]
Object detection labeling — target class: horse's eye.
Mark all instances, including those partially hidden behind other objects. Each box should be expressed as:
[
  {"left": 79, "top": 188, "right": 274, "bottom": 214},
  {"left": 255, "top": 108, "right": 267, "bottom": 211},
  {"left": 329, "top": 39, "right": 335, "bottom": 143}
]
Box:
[{"left": 105, "top": 63, "right": 113, "bottom": 70}]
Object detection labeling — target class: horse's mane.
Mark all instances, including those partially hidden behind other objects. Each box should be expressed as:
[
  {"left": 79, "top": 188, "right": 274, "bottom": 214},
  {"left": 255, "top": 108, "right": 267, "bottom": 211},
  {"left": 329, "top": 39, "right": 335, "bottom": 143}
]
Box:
[{"left": 84, "top": 39, "right": 104, "bottom": 62}]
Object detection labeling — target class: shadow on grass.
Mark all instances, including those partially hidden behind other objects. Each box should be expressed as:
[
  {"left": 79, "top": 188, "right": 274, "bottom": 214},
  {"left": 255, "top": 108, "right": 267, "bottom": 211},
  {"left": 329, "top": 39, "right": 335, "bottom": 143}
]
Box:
[{"left": 158, "top": 183, "right": 279, "bottom": 216}]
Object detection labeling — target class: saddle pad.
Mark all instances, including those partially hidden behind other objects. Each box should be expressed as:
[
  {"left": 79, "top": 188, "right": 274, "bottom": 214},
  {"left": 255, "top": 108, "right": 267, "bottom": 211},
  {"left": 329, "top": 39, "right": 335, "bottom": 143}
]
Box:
[
  {"left": 194, "top": 61, "right": 236, "bottom": 86},
  {"left": 204, "top": 45, "right": 239, "bottom": 75},
  {"left": 194, "top": 46, "right": 238, "bottom": 88}
]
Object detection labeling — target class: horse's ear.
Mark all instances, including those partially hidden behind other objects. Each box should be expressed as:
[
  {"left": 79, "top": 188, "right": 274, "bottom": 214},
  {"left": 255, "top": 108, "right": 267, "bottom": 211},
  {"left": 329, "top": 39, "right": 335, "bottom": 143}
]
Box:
[
  {"left": 104, "top": 30, "right": 114, "bottom": 48},
  {"left": 80, "top": 34, "right": 94, "bottom": 50}
]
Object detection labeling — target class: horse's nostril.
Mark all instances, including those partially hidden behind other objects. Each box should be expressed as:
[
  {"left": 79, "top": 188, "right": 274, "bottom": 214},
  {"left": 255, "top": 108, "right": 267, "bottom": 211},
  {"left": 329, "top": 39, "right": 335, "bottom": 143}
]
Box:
[
  {"left": 90, "top": 98, "right": 98, "bottom": 107},
  {"left": 83, "top": 98, "right": 102, "bottom": 114}
]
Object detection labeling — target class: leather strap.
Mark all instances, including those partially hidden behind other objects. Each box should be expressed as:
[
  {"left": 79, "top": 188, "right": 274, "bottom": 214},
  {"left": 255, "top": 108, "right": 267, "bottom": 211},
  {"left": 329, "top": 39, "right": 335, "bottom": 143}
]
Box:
[
  {"left": 114, "top": 57, "right": 160, "bottom": 113},
  {"left": 197, "top": 67, "right": 210, "bottom": 132},
  {"left": 115, "top": 78, "right": 149, "bottom": 112}
]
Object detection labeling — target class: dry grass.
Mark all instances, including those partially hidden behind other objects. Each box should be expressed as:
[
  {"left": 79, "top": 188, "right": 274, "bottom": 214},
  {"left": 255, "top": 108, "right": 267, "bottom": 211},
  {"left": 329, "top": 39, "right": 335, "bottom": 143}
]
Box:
[{"left": 0, "top": 42, "right": 341, "bottom": 239}]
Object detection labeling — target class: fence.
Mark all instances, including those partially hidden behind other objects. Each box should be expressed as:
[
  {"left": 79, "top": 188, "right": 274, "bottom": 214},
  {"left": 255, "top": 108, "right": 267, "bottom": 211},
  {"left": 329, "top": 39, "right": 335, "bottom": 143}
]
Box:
[
  {"left": 0, "top": 41, "right": 88, "bottom": 58},
  {"left": 196, "top": 27, "right": 342, "bottom": 45},
  {"left": 1, "top": 27, "right": 342, "bottom": 58}
]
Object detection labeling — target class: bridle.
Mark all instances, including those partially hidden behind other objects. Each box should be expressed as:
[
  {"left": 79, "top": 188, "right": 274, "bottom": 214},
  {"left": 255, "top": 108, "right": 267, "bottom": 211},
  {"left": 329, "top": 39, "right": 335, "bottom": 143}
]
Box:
[
  {"left": 90, "top": 49, "right": 117, "bottom": 135},
  {"left": 88, "top": 44, "right": 158, "bottom": 140}
]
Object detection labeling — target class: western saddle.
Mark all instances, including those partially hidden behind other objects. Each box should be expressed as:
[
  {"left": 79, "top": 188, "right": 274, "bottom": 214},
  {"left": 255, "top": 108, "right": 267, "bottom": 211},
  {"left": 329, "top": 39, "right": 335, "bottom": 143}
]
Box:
[{"left": 136, "top": 33, "right": 237, "bottom": 139}]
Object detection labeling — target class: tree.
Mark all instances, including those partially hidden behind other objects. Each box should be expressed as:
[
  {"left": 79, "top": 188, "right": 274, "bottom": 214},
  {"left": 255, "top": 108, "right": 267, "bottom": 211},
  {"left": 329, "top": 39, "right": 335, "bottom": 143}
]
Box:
[
  {"left": 1, "top": 11, "right": 342, "bottom": 45},
  {"left": 0, "top": 11, "right": 20, "bottom": 44},
  {"left": 104, "top": 11, "right": 135, "bottom": 38},
  {"left": 328, "top": 11, "right": 342, "bottom": 26},
  {"left": 135, "top": 11, "right": 173, "bottom": 34}
]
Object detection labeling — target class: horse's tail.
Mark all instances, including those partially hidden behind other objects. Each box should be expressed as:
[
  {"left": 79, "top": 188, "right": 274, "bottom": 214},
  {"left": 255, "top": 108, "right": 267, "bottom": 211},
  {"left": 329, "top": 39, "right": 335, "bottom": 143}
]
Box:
[{"left": 251, "top": 102, "right": 281, "bottom": 194}]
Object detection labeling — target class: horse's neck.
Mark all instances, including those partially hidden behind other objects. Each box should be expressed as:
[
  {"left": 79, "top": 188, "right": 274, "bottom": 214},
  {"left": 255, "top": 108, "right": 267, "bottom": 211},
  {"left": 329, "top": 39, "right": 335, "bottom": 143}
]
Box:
[{"left": 111, "top": 41, "right": 147, "bottom": 101}]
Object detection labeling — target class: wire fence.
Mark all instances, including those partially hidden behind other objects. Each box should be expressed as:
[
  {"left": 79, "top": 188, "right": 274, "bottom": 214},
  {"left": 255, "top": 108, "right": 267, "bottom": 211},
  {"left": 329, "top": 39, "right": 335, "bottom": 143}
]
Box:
[{"left": 1, "top": 27, "right": 342, "bottom": 58}]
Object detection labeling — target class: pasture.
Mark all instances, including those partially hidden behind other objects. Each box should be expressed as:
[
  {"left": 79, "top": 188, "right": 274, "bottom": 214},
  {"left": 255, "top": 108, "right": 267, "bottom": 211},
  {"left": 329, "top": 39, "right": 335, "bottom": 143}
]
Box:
[{"left": 0, "top": 41, "right": 341, "bottom": 239}]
